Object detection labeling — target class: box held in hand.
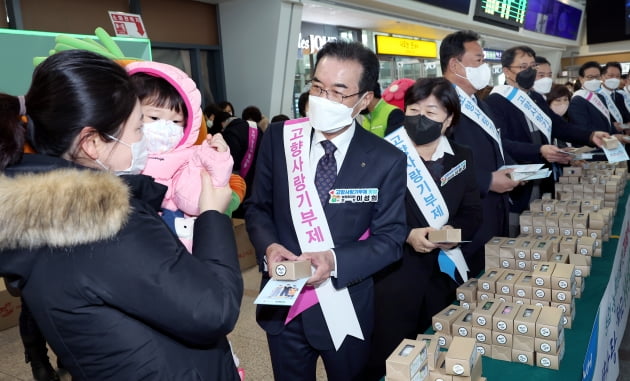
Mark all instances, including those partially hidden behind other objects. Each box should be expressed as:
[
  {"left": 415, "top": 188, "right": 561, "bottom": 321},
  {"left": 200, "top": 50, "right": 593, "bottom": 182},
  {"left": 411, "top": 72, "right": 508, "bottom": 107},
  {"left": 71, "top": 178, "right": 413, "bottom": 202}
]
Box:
[
  {"left": 272, "top": 260, "right": 311, "bottom": 280},
  {"left": 429, "top": 229, "right": 462, "bottom": 243}
]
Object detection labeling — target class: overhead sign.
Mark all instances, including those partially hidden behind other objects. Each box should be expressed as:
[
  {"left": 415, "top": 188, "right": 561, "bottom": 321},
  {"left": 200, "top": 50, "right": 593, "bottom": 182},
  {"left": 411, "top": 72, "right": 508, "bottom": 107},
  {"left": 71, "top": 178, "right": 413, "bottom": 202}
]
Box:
[
  {"left": 484, "top": 49, "right": 503, "bottom": 61},
  {"left": 108, "top": 11, "right": 148, "bottom": 38},
  {"left": 375, "top": 35, "right": 437, "bottom": 58},
  {"left": 473, "top": 0, "right": 528, "bottom": 31}
]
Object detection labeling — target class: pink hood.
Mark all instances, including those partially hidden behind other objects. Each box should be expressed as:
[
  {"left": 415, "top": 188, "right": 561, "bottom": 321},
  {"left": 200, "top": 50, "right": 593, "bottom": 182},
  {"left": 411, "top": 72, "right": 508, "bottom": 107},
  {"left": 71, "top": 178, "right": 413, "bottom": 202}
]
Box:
[{"left": 126, "top": 61, "right": 203, "bottom": 150}]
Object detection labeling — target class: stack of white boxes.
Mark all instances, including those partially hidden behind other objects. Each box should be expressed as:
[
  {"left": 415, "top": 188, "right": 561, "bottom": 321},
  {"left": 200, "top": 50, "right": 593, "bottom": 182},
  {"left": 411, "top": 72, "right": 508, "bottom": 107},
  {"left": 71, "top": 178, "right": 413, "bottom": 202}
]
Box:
[{"left": 436, "top": 291, "right": 566, "bottom": 370}]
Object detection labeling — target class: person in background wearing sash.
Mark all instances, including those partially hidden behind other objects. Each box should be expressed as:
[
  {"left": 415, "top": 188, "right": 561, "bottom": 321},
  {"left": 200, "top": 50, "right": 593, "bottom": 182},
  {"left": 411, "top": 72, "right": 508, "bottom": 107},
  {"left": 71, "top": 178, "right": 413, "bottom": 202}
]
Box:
[
  {"left": 485, "top": 47, "right": 608, "bottom": 236},
  {"left": 440, "top": 30, "right": 520, "bottom": 278},
  {"left": 600, "top": 62, "right": 630, "bottom": 135},
  {"left": 568, "top": 61, "right": 615, "bottom": 135},
  {"left": 222, "top": 107, "right": 264, "bottom": 218},
  {"left": 365, "top": 77, "right": 482, "bottom": 380},
  {"left": 244, "top": 40, "right": 407, "bottom": 381}
]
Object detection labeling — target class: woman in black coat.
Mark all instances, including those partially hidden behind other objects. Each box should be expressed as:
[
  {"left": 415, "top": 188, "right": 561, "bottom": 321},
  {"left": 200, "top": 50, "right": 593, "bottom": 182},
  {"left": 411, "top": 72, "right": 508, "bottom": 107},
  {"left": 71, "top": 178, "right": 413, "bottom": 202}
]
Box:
[
  {"left": 0, "top": 50, "right": 243, "bottom": 381},
  {"left": 365, "top": 78, "right": 482, "bottom": 379}
]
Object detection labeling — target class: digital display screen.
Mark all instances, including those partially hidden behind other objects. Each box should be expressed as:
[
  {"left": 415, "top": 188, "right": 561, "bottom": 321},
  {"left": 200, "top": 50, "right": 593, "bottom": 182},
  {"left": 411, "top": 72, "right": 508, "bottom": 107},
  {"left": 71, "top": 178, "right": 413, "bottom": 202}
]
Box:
[
  {"left": 484, "top": 49, "right": 503, "bottom": 61},
  {"left": 411, "top": 0, "right": 471, "bottom": 14},
  {"left": 523, "top": 0, "right": 582, "bottom": 40},
  {"left": 586, "top": 0, "right": 627, "bottom": 44},
  {"left": 474, "top": 0, "right": 528, "bottom": 30}
]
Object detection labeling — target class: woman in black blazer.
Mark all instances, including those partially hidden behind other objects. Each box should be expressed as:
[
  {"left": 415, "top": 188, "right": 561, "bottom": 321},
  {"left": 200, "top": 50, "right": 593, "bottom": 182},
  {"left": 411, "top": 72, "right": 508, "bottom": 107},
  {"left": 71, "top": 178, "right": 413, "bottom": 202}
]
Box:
[{"left": 365, "top": 77, "right": 482, "bottom": 380}]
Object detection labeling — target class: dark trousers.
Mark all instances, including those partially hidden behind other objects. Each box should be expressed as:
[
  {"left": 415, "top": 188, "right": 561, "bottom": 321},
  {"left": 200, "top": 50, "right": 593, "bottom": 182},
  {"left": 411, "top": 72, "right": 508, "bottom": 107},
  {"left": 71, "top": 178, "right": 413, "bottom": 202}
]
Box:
[
  {"left": 364, "top": 259, "right": 457, "bottom": 380},
  {"left": 266, "top": 314, "right": 370, "bottom": 381}
]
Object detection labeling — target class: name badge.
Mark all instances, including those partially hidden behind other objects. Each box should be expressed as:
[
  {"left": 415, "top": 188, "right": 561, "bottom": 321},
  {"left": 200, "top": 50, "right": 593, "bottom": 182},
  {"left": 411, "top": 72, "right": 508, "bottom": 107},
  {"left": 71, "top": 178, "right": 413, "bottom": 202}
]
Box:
[
  {"left": 440, "top": 160, "right": 466, "bottom": 186},
  {"left": 329, "top": 188, "right": 379, "bottom": 203}
]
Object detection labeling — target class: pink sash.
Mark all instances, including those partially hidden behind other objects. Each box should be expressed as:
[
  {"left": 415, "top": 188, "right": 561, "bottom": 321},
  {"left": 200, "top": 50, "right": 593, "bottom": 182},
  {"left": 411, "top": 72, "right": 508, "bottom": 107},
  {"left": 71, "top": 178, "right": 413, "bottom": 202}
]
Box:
[{"left": 240, "top": 121, "right": 258, "bottom": 178}]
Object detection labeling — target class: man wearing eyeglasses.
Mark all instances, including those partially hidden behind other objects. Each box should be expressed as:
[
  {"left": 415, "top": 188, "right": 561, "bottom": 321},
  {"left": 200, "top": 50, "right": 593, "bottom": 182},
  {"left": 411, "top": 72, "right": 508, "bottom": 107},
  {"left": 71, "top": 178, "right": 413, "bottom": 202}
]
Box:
[
  {"left": 245, "top": 40, "right": 407, "bottom": 381},
  {"left": 485, "top": 46, "right": 608, "bottom": 235},
  {"left": 568, "top": 61, "right": 617, "bottom": 136},
  {"left": 600, "top": 62, "right": 630, "bottom": 133}
]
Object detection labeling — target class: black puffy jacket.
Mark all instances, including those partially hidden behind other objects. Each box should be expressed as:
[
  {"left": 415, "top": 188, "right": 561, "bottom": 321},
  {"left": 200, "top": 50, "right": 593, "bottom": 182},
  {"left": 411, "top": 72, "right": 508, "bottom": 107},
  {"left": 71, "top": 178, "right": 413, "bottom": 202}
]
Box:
[{"left": 0, "top": 154, "right": 243, "bottom": 381}]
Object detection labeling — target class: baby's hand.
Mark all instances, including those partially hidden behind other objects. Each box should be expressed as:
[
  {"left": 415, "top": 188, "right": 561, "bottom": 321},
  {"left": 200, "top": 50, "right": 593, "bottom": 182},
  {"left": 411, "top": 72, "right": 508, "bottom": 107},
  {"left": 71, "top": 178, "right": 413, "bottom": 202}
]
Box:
[{"left": 206, "top": 133, "right": 229, "bottom": 153}]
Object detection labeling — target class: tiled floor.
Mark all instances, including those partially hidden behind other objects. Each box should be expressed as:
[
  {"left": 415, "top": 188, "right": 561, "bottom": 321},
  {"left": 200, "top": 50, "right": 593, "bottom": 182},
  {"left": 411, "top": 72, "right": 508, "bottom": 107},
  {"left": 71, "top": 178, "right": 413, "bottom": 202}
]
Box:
[
  {"left": 1, "top": 265, "right": 629, "bottom": 380},
  {"left": 0, "top": 266, "right": 327, "bottom": 381}
]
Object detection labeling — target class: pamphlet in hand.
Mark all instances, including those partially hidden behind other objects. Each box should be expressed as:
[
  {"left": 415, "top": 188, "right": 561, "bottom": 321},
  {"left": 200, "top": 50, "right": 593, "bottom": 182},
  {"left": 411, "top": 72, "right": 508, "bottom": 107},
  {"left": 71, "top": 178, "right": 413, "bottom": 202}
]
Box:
[
  {"left": 602, "top": 144, "right": 630, "bottom": 163},
  {"left": 561, "top": 146, "right": 596, "bottom": 160},
  {"left": 254, "top": 277, "right": 308, "bottom": 306},
  {"left": 500, "top": 164, "right": 552, "bottom": 181}
]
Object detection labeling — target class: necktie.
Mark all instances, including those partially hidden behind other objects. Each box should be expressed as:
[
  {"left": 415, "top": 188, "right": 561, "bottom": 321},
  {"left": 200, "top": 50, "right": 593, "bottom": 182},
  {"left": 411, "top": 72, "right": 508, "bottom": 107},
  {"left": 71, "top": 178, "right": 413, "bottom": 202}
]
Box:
[{"left": 315, "top": 140, "right": 337, "bottom": 205}]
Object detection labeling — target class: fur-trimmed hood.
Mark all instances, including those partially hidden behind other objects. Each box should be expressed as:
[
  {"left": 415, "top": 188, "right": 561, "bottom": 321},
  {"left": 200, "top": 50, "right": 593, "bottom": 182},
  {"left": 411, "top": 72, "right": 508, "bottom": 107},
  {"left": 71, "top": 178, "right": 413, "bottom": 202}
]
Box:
[{"left": 0, "top": 169, "right": 130, "bottom": 250}]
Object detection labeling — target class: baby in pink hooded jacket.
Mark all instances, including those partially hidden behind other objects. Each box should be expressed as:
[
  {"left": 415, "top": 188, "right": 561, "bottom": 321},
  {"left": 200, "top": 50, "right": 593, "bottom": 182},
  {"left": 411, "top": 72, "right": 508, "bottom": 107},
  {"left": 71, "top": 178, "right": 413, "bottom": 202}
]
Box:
[{"left": 127, "top": 61, "right": 234, "bottom": 249}]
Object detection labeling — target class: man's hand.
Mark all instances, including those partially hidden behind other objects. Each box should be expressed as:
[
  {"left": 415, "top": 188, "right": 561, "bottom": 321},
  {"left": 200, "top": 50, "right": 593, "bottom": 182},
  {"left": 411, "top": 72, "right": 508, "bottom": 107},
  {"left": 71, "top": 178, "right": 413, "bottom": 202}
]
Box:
[
  {"left": 435, "top": 225, "right": 458, "bottom": 250},
  {"left": 613, "top": 122, "right": 625, "bottom": 133},
  {"left": 590, "top": 131, "right": 610, "bottom": 148},
  {"left": 614, "top": 134, "right": 630, "bottom": 144},
  {"left": 540, "top": 144, "right": 571, "bottom": 164},
  {"left": 265, "top": 243, "right": 299, "bottom": 278},
  {"left": 489, "top": 168, "right": 521, "bottom": 193},
  {"left": 300, "top": 250, "right": 335, "bottom": 287},
  {"left": 406, "top": 227, "right": 438, "bottom": 254}
]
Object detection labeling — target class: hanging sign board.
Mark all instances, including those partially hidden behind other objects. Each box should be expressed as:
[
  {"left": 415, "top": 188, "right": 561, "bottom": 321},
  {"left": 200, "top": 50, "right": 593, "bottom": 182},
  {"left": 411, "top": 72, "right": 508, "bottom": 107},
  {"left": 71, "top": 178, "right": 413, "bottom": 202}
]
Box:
[{"left": 108, "top": 11, "right": 148, "bottom": 38}]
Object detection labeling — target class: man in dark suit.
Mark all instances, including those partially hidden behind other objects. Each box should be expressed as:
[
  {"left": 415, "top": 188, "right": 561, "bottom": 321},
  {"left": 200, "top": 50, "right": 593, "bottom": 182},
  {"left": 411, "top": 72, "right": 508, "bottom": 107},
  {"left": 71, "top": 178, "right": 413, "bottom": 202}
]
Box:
[
  {"left": 600, "top": 62, "right": 630, "bottom": 130},
  {"left": 568, "top": 61, "right": 616, "bottom": 135},
  {"left": 440, "top": 30, "right": 521, "bottom": 277},
  {"left": 244, "top": 41, "right": 407, "bottom": 381},
  {"left": 485, "top": 47, "right": 608, "bottom": 235}
]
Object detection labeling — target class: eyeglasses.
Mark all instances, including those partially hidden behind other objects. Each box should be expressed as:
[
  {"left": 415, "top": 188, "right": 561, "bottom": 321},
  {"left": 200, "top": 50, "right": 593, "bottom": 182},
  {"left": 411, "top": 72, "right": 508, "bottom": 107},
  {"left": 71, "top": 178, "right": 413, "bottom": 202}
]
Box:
[
  {"left": 508, "top": 63, "right": 538, "bottom": 71},
  {"left": 309, "top": 82, "right": 362, "bottom": 104}
]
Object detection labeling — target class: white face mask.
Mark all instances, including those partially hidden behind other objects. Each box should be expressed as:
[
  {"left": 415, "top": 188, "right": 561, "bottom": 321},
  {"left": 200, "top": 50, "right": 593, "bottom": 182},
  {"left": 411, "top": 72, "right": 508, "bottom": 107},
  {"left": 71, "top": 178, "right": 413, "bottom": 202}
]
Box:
[
  {"left": 143, "top": 119, "right": 184, "bottom": 154},
  {"left": 533, "top": 77, "right": 553, "bottom": 95},
  {"left": 307, "top": 94, "right": 365, "bottom": 134},
  {"left": 583, "top": 79, "right": 601, "bottom": 92},
  {"left": 206, "top": 119, "right": 213, "bottom": 129},
  {"left": 604, "top": 78, "right": 620, "bottom": 90},
  {"left": 457, "top": 62, "right": 491, "bottom": 90},
  {"left": 100, "top": 134, "right": 149, "bottom": 175},
  {"left": 550, "top": 103, "right": 569, "bottom": 116}
]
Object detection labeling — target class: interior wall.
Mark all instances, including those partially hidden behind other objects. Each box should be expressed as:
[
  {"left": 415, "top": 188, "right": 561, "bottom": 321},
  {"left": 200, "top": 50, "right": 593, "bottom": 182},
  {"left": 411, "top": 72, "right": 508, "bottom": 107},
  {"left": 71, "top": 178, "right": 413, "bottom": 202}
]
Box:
[
  {"left": 16, "top": 0, "right": 217, "bottom": 45},
  {"left": 21, "top": 0, "right": 129, "bottom": 34},
  {"left": 0, "top": 1, "right": 8, "bottom": 28},
  {"left": 219, "top": 0, "right": 302, "bottom": 117},
  {"left": 561, "top": 53, "right": 630, "bottom": 69},
  {"left": 140, "top": 0, "right": 218, "bottom": 45}
]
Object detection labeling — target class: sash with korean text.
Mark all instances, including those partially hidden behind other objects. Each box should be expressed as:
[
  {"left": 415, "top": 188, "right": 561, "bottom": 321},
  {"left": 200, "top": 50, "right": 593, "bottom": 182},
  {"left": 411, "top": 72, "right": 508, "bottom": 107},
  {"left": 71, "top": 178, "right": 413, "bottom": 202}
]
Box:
[
  {"left": 619, "top": 90, "right": 630, "bottom": 117},
  {"left": 574, "top": 89, "right": 611, "bottom": 123},
  {"left": 240, "top": 120, "right": 259, "bottom": 178},
  {"left": 385, "top": 127, "right": 469, "bottom": 282},
  {"left": 596, "top": 89, "right": 624, "bottom": 124},
  {"left": 453, "top": 85, "right": 504, "bottom": 160},
  {"left": 282, "top": 117, "right": 363, "bottom": 350},
  {"left": 491, "top": 85, "right": 552, "bottom": 143}
]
